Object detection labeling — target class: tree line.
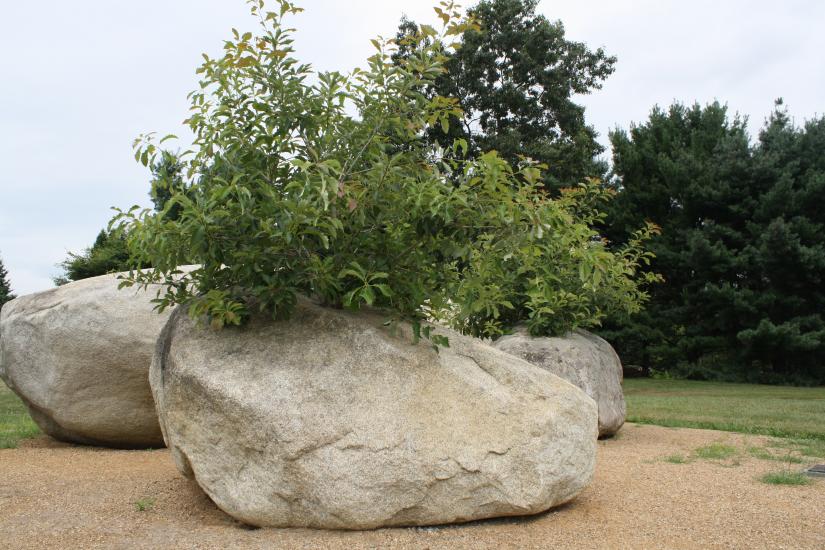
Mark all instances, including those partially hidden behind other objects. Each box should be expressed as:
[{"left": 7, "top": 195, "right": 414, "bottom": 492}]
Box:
[
  {"left": 4, "top": 0, "right": 821, "bottom": 384},
  {"left": 600, "top": 100, "right": 825, "bottom": 386}
]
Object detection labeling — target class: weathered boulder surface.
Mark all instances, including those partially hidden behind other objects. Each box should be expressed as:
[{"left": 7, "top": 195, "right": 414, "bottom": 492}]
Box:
[
  {"left": 492, "top": 328, "right": 626, "bottom": 437},
  {"left": 0, "top": 272, "right": 174, "bottom": 448},
  {"left": 152, "top": 298, "right": 598, "bottom": 529}
]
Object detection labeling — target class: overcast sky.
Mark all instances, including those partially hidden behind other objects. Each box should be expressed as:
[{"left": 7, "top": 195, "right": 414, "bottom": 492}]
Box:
[{"left": 2, "top": 0, "right": 824, "bottom": 296}]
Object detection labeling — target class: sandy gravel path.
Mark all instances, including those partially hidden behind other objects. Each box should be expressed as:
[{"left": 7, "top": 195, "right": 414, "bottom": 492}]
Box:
[{"left": 1, "top": 424, "right": 823, "bottom": 549}]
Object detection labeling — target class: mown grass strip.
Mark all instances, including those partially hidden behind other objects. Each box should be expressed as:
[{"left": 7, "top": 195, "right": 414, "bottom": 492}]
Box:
[
  {"left": 625, "top": 379, "right": 825, "bottom": 442},
  {"left": 0, "top": 384, "right": 40, "bottom": 449}
]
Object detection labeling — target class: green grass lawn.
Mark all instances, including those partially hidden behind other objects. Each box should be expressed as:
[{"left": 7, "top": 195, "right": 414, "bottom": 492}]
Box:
[
  {"left": 625, "top": 378, "right": 825, "bottom": 441},
  {"left": 2, "top": 377, "right": 824, "bottom": 449},
  {"left": 0, "top": 383, "right": 40, "bottom": 448}
]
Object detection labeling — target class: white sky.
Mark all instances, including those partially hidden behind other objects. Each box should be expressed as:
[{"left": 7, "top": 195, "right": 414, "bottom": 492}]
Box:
[{"left": 1, "top": 0, "right": 824, "bottom": 295}]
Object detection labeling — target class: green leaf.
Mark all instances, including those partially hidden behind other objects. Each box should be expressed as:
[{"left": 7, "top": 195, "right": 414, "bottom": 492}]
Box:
[
  {"left": 374, "top": 284, "right": 392, "bottom": 297},
  {"left": 342, "top": 289, "right": 357, "bottom": 308},
  {"left": 361, "top": 285, "right": 375, "bottom": 305},
  {"left": 420, "top": 24, "right": 437, "bottom": 37}
]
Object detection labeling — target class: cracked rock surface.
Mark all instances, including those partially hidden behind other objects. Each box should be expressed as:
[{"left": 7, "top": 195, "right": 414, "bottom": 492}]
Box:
[
  {"left": 151, "top": 297, "right": 598, "bottom": 529},
  {"left": 493, "top": 328, "right": 626, "bottom": 438},
  {"left": 0, "top": 272, "right": 173, "bottom": 448}
]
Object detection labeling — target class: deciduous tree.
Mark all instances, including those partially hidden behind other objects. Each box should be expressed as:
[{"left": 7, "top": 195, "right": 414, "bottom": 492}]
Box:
[{"left": 396, "top": 0, "right": 616, "bottom": 191}]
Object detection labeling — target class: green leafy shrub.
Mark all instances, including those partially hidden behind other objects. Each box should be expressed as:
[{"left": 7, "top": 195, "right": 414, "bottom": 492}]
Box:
[
  {"left": 112, "top": 0, "right": 656, "bottom": 341},
  {"left": 451, "top": 178, "right": 660, "bottom": 338}
]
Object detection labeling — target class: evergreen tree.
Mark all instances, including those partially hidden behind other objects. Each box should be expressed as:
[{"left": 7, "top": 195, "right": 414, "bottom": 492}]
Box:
[
  {"left": 53, "top": 229, "right": 135, "bottom": 285},
  {"left": 736, "top": 102, "right": 825, "bottom": 384},
  {"left": 0, "top": 253, "right": 15, "bottom": 308},
  {"left": 601, "top": 100, "right": 825, "bottom": 385},
  {"left": 396, "top": 0, "right": 616, "bottom": 190},
  {"left": 54, "top": 155, "right": 182, "bottom": 284}
]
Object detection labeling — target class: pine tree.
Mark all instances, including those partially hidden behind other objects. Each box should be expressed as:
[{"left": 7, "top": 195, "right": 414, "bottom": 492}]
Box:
[
  {"left": 600, "top": 100, "right": 825, "bottom": 385},
  {"left": 0, "top": 253, "right": 15, "bottom": 308},
  {"left": 736, "top": 102, "right": 825, "bottom": 384}
]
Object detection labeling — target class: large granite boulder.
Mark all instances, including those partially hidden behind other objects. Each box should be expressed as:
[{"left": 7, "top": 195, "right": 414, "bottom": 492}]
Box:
[
  {"left": 492, "top": 328, "right": 626, "bottom": 438},
  {"left": 0, "top": 272, "right": 175, "bottom": 448},
  {"left": 152, "top": 298, "right": 598, "bottom": 529}
]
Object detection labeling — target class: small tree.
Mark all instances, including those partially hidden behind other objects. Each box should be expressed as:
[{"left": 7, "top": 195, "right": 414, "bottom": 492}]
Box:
[
  {"left": 113, "top": 0, "right": 655, "bottom": 341},
  {"left": 0, "top": 253, "right": 15, "bottom": 308},
  {"left": 149, "top": 151, "right": 188, "bottom": 221}
]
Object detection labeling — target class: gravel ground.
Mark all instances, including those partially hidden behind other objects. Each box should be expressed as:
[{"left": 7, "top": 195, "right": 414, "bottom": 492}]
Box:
[{"left": 0, "top": 423, "right": 823, "bottom": 549}]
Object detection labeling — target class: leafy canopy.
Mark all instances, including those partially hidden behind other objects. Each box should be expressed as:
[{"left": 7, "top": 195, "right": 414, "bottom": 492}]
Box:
[
  {"left": 113, "top": 0, "right": 655, "bottom": 341},
  {"left": 396, "top": 0, "right": 616, "bottom": 191}
]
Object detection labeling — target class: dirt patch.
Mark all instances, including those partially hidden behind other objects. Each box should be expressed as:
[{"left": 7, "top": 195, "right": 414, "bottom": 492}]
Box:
[{"left": 1, "top": 424, "right": 823, "bottom": 549}]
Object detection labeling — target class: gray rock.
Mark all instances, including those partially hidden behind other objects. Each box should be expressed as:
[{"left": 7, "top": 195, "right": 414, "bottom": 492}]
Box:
[
  {"left": 0, "top": 272, "right": 177, "bottom": 448},
  {"left": 493, "top": 328, "right": 626, "bottom": 437},
  {"left": 151, "top": 298, "right": 598, "bottom": 529}
]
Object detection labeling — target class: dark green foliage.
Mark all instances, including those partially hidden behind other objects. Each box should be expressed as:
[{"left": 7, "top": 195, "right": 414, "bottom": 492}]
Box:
[
  {"left": 0, "top": 254, "right": 15, "bottom": 308},
  {"left": 53, "top": 230, "right": 137, "bottom": 285},
  {"left": 54, "top": 155, "right": 180, "bottom": 284},
  {"left": 149, "top": 151, "right": 187, "bottom": 221},
  {"left": 112, "top": 0, "right": 655, "bottom": 340},
  {"left": 736, "top": 105, "right": 825, "bottom": 384},
  {"left": 396, "top": 0, "right": 615, "bottom": 191},
  {"left": 451, "top": 180, "right": 660, "bottom": 338},
  {"left": 601, "top": 100, "right": 825, "bottom": 385}
]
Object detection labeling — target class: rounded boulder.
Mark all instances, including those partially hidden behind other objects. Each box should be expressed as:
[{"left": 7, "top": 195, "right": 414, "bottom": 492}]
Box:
[
  {"left": 0, "top": 272, "right": 173, "bottom": 448},
  {"left": 493, "top": 328, "right": 626, "bottom": 438},
  {"left": 151, "top": 298, "right": 598, "bottom": 529}
]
